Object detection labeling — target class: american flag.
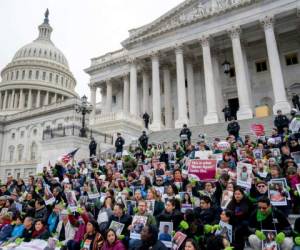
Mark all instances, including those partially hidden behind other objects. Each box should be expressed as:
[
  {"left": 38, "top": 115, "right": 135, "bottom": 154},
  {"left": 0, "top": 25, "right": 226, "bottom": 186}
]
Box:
[{"left": 61, "top": 148, "right": 79, "bottom": 164}]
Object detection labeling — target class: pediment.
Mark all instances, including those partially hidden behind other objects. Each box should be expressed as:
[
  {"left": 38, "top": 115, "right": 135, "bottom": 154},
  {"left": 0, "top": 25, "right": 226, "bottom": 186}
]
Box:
[{"left": 122, "top": 0, "right": 254, "bottom": 46}]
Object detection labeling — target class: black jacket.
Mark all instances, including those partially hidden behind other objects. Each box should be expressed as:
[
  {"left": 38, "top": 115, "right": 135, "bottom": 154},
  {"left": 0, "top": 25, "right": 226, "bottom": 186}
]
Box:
[
  {"left": 180, "top": 128, "right": 192, "bottom": 140},
  {"left": 227, "top": 121, "right": 240, "bottom": 137},
  {"left": 138, "top": 134, "right": 148, "bottom": 149},
  {"left": 274, "top": 115, "right": 289, "bottom": 130},
  {"left": 248, "top": 207, "right": 292, "bottom": 236},
  {"left": 115, "top": 137, "right": 125, "bottom": 153},
  {"left": 22, "top": 226, "right": 34, "bottom": 242},
  {"left": 130, "top": 239, "right": 168, "bottom": 250},
  {"left": 157, "top": 209, "right": 183, "bottom": 230}
]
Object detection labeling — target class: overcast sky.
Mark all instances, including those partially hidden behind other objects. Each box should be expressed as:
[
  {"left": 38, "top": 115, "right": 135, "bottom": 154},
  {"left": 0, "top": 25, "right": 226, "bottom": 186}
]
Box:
[{"left": 0, "top": 0, "right": 183, "bottom": 101}]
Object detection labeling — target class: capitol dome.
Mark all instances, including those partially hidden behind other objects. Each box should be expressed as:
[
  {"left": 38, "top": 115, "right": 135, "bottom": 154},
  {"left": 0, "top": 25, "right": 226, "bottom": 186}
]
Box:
[{"left": 0, "top": 9, "right": 78, "bottom": 115}]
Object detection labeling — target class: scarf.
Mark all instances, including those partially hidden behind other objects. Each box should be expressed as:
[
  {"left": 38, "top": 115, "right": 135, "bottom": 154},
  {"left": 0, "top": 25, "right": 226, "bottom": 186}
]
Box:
[{"left": 256, "top": 208, "right": 272, "bottom": 222}]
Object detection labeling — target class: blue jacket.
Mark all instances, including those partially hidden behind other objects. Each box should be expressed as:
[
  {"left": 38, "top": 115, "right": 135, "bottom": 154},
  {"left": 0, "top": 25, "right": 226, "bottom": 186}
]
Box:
[
  {"left": 47, "top": 212, "right": 59, "bottom": 233},
  {"left": 11, "top": 224, "right": 24, "bottom": 238}
]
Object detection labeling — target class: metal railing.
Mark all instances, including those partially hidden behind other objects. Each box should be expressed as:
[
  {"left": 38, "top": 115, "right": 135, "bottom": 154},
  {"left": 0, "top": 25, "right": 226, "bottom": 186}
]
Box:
[{"left": 42, "top": 125, "right": 114, "bottom": 145}]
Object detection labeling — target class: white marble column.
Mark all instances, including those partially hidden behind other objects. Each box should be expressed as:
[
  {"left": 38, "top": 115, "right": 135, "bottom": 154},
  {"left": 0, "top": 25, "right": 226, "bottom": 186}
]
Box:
[
  {"left": 175, "top": 45, "right": 189, "bottom": 128},
  {"left": 10, "top": 90, "right": 15, "bottom": 109},
  {"left": 44, "top": 91, "right": 49, "bottom": 106},
  {"left": 163, "top": 65, "right": 173, "bottom": 129},
  {"left": 123, "top": 74, "right": 130, "bottom": 113},
  {"left": 3, "top": 91, "right": 8, "bottom": 110},
  {"left": 0, "top": 91, "right": 2, "bottom": 110},
  {"left": 200, "top": 36, "right": 219, "bottom": 124},
  {"left": 211, "top": 51, "right": 225, "bottom": 120},
  {"left": 61, "top": 96, "right": 65, "bottom": 101},
  {"left": 228, "top": 26, "right": 253, "bottom": 120},
  {"left": 36, "top": 90, "right": 41, "bottom": 108},
  {"left": 150, "top": 52, "right": 163, "bottom": 131},
  {"left": 129, "top": 60, "right": 138, "bottom": 116},
  {"left": 105, "top": 80, "right": 112, "bottom": 113},
  {"left": 27, "top": 90, "right": 32, "bottom": 109},
  {"left": 90, "top": 85, "right": 96, "bottom": 118},
  {"left": 261, "top": 15, "right": 291, "bottom": 114},
  {"left": 19, "top": 89, "right": 24, "bottom": 109},
  {"left": 53, "top": 93, "right": 57, "bottom": 104},
  {"left": 186, "top": 60, "right": 197, "bottom": 126},
  {"left": 13, "top": 91, "right": 18, "bottom": 108},
  {"left": 142, "top": 70, "right": 150, "bottom": 114}
]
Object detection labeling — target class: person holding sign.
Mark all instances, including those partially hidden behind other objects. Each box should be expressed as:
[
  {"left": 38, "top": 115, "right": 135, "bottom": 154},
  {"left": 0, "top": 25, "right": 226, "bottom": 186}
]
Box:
[{"left": 248, "top": 197, "right": 293, "bottom": 250}]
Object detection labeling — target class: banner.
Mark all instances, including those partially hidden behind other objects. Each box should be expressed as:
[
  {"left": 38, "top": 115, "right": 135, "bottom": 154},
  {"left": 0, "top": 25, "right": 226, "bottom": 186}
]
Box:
[
  {"left": 187, "top": 159, "right": 217, "bottom": 181},
  {"left": 250, "top": 124, "right": 265, "bottom": 136}
]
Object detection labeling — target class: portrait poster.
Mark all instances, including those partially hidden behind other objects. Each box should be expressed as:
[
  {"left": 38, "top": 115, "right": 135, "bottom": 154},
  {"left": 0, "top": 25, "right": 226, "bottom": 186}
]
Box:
[
  {"left": 88, "top": 180, "right": 100, "bottom": 199},
  {"left": 215, "top": 221, "right": 233, "bottom": 243},
  {"left": 154, "top": 186, "right": 165, "bottom": 197},
  {"left": 271, "top": 148, "right": 281, "bottom": 159},
  {"left": 187, "top": 159, "right": 217, "bottom": 181},
  {"left": 65, "top": 190, "right": 77, "bottom": 207},
  {"left": 130, "top": 215, "right": 148, "bottom": 239},
  {"left": 250, "top": 123, "right": 265, "bottom": 137},
  {"left": 270, "top": 178, "right": 291, "bottom": 200},
  {"left": 158, "top": 222, "right": 173, "bottom": 248},
  {"left": 291, "top": 151, "right": 300, "bottom": 166},
  {"left": 172, "top": 231, "right": 187, "bottom": 250},
  {"left": 168, "top": 151, "right": 176, "bottom": 165},
  {"left": 221, "top": 190, "right": 233, "bottom": 209},
  {"left": 296, "top": 183, "right": 300, "bottom": 197},
  {"left": 146, "top": 200, "right": 155, "bottom": 215},
  {"left": 268, "top": 180, "right": 287, "bottom": 206},
  {"left": 44, "top": 185, "right": 55, "bottom": 206},
  {"left": 236, "top": 162, "right": 252, "bottom": 189},
  {"left": 253, "top": 149, "right": 263, "bottom": 160},
  {"left": 109, "top": 221, "right": 125, "bottom": 237},
  {"left": 262, "top": 230, "right": 279, "bottom": 250}
]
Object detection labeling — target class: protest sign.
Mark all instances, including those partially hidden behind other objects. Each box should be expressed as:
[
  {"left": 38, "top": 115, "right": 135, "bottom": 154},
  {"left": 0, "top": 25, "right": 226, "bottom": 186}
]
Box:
[
  {"left": 130, "top": 215, "right": 147, "bottom": 239},
  {"left": 187, "top": 159, "right": 217, "bottom": 181},
  {"left": 194, "top": 150, "right": 213, "bottom": 159},
  {"left": 250, "top": 123, "right": 265, "bottom": 136},
  {"left": 236, "top": 162, "right": 252, "bottom": 188}
]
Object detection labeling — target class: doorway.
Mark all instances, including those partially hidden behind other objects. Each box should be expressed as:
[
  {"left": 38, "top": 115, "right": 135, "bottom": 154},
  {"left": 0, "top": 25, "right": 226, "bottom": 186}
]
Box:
[{"left": 228, "top": 98, "right": 239, "bottom": 120}]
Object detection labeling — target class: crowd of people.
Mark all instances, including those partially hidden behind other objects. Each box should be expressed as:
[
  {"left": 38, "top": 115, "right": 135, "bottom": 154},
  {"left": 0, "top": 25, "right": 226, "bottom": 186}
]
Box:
[{"left": 2, "top": 109, "right": 300, "bottom": 250}]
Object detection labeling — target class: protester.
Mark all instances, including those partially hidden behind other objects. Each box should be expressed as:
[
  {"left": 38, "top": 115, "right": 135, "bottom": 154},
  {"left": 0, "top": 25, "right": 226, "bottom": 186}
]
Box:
[{"left": 2, "top": 115, "right": 300, "bottom": 250}]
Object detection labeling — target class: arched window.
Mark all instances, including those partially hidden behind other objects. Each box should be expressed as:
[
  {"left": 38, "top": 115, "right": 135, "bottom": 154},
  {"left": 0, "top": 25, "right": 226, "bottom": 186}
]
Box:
[
  {"left": 28, "top": 70, "right": 32, "bottom": 79},
  {"left": 42, "top": 72, "right": 46, "bottom": 80},
  {"left": 10, "top": 72, "right": 14, "bottom": 80},
  {"left": 56, "top": 75, "right": 59, "bottom": 84},
  {"left": 35, "top": 71, "right": 39, "bottom": 80},
  {"left": 22, "top": 70, "right": 25, "bottom": 80},
  {"left": 8, "top": 146, "right": 14, "bottom": 162},
  {"left": 61, "top": 76, "right": 63, "bottom": 85},
  {"left": 16, "top": 71, "right": 19, "bottom": 80},
  {"left": 30, "top": 142, "right": 37, "bottom": 161},
  {"left": 17, "top": 145, "right": 24, "bottom": 162}
]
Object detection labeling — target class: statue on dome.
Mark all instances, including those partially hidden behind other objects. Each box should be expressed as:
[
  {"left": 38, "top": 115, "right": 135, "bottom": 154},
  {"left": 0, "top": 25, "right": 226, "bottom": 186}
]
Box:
[{"left": 44, "top": 8, "right": 49, "bottom": 23}]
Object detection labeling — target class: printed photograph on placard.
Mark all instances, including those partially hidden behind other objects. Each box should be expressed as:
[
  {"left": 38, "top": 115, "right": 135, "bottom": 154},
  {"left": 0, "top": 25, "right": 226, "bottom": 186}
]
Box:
[
  {"left": 215, "top": 221, "right": 233, "bottom": 243},
  {"left": 88, "top": 180, "right": 100, "bottom": 199},
  {"left": 172, "top": 231, "right": 187, "bottom": 250},
  {"left": 130, "top": 215, "right": 148, "bottom": 239},
  {"left": 270, "top": 178, "right": 291, "bottom": 200},
  {"left": 154, "top": 186, "right": 165, "bottom": 197},
  {"left": 268, "top": 181, "right": 287, "bottom": 206},
  {"left": 221, "top": 190, "right": 233, "bottom": 209},
  {"left": 146, "top": 200, "right": 155, "bottom": 215},
  {"left": 158, "top": 222, "right": 173, "bottom": 248},
  {"left": 168, "top": 151, "right": 176, "bottom": 165},
  {"left": 44, "top": 185, "right": 55, "bottom": 206},
  {"left": 253, "top": 149, "right": 263, "bottom": 160},
  {"left": 270, "top": 148, "right": 281, "bottom": 159},
  {"left": 179, "top": 192, "right": 193, "bottom": 213},
  {"left": 262, "top": 230, "right": 279, "bottom": 250},
  {"left": 109, "top": 221, "right": 125, "bottom": 237},
  {"left": 65, "top": 190, "right": 77, "bottom": 207},
  {"left": 296, "top": 184, "right": 300, "bottom": 196},
  {"left": 236, "top": 162, "right": 252, "bottom": 188}
]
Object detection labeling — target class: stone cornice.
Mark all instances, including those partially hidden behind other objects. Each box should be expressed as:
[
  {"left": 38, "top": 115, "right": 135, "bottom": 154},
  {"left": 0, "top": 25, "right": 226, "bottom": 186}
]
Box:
[
  {"left": 122, "top": 0, "right": 255, "bottom": 47},
  {"left": 1, "top": 59, "right": 75, "bottom": 81}
]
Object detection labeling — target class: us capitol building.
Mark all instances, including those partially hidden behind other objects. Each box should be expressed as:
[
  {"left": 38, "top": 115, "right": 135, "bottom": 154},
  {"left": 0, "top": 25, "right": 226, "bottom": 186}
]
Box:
[
  {"left": 86, "top": 0, "right": 300, "bottom": 138},
  {"left": 0, "top": 11, "right": 83, "bottom": 180}
]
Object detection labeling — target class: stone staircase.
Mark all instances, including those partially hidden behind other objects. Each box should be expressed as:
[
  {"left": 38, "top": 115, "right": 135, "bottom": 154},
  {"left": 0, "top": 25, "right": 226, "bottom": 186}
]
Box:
[{"left": 149, "top": 116, "right": 276, "bottom": 144}]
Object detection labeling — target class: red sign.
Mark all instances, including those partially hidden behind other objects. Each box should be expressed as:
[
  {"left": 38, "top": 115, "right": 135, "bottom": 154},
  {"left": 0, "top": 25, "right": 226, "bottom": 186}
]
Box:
[
  {"left": 250, "top": 124, "right": 265, "bottom": 137},
  {"left": 187, "top": 159, "right": 217, "bottom": 181}
]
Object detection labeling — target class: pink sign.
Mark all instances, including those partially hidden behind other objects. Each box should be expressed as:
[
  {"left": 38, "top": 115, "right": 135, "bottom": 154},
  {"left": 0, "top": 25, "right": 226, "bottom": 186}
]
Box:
[
  {"left": 187, "top": 159, "right": 217, "bottom": 181},
  {"left": 250, "top": 124, "right": 265, "bottom": 137}
]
